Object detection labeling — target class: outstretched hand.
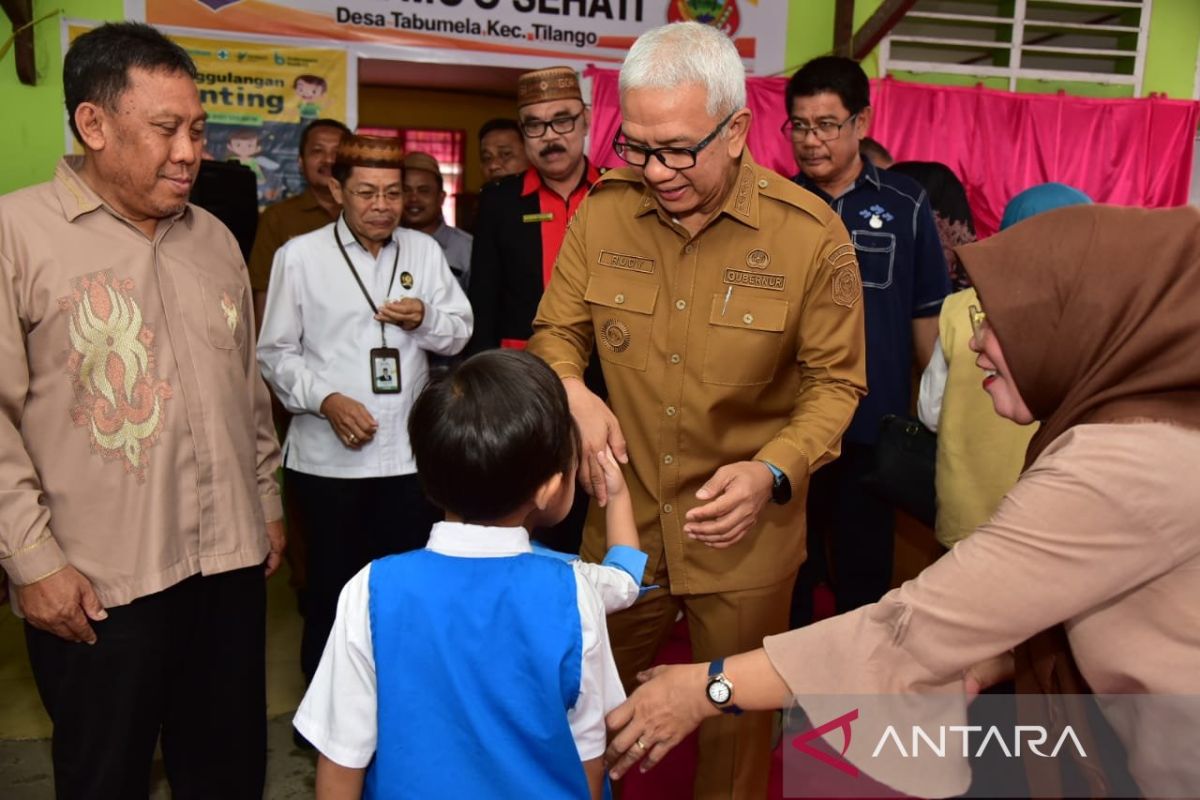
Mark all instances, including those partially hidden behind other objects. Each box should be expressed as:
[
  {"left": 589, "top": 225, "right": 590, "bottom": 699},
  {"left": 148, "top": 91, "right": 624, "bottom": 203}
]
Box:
[{"left": 604, "top": 663, "right": 712, "bottom": 780}]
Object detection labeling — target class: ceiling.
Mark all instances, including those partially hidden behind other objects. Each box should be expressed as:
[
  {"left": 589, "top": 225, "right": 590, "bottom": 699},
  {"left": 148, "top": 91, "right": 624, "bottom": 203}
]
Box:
[{"left": 358, "top": 58, "right": 525, "bottom": 98}]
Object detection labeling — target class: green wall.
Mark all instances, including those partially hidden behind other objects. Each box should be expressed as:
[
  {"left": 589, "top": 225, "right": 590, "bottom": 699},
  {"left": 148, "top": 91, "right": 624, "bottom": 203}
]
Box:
[
  {"left": 2, "top": 0, "right": 1198, "bottom": 194},
  {"left": 0, "top": 0, "right": 123, "bottom": 193},
  {"left": 784, "top": 0, "right": 1200, "bottom": 102}
]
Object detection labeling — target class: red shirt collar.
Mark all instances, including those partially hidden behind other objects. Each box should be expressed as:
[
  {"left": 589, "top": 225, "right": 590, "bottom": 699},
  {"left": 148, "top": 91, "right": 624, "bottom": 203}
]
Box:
[{"left": 520, "top": 160, "right": 601, "bottom": 198}]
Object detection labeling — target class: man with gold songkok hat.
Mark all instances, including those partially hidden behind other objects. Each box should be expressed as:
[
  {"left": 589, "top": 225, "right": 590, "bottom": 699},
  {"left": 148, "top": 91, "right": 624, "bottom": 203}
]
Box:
[
  {"left": 467, "top": 65, "right": 605, "bottom": 554},
  {"left": 258, "top": 133, "right": 473, "bottom": 686}
]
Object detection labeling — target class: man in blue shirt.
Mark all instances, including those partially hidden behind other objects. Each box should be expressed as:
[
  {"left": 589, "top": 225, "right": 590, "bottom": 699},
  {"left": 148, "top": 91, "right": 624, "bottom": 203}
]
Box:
[{"left": 787, "top": 56, "right": 951, "bottom": 623}]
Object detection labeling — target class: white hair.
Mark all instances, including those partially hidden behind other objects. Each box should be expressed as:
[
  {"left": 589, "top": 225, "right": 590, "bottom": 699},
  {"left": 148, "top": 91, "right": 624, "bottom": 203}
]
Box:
[{"left": 619, "top": 22, "right": 746, "bottom": 118}]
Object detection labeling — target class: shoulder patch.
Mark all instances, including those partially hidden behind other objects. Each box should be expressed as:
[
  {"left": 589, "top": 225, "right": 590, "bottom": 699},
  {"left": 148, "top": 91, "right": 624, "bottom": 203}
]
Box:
[{"left": 827, "top": 243, "right": 862, "bottom": 309}]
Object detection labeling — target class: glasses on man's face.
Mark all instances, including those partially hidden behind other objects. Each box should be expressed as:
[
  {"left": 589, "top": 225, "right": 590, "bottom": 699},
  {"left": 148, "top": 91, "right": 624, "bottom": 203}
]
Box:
[
  {"left": 521, "top": 110, "right": 584, "bottom": 139},
  {"left": 346, "top": 187, "right": 403, "bottom": 203},
  {"left": 611, "top": 111, "right": 737, "bottom": 172},
  {"left": 968, "top": 304, "right": 988, "bottom": 348},
  {"left": 781, "top": 113, "right": 859, "bottom": 143}
]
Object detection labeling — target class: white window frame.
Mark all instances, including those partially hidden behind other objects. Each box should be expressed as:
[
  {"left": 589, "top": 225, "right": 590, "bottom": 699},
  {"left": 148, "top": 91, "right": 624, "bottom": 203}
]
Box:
[{"left": 879, "top": 0, "right": 1153, "bottom": 96}]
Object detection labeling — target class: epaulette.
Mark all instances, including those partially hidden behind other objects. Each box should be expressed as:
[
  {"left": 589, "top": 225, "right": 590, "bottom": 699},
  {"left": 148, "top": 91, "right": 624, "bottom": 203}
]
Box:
[{"left": 755, "top": 167, "right": 839, "bottom": 226}]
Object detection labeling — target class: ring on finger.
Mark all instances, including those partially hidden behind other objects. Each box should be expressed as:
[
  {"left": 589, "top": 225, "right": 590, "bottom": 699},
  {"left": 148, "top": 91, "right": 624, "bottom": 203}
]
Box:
[
  {"left": 634, "top": 738, "right": 648, "bottom": 752},
  {"left": 348, "top": 434, "right": 358, "bottom": 443}
]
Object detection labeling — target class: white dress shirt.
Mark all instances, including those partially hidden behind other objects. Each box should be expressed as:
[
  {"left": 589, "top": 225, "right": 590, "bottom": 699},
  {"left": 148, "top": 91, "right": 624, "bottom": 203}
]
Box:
[
  {"left": 292, "top": 521, "right": 627, "bottom": 768},
  {"left": 258, "top": 216, "right": 472, "bottom": 478}
]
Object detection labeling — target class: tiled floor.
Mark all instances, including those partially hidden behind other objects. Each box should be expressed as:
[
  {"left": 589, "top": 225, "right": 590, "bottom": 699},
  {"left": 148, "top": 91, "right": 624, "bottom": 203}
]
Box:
[{"left": 0, "top": 566, "right": 315, "bottom": 796}]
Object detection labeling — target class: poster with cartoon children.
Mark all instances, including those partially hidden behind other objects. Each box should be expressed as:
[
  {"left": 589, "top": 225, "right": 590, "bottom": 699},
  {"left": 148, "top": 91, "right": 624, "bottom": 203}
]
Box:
[{"left": 67, "top": 25, "right": 353, "bottom": 210}]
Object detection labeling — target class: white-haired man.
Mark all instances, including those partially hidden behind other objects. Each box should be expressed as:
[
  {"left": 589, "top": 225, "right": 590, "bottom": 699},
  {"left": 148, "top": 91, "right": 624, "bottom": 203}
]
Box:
[{"left": 527, "top": 21, "right": 867, "bottom": 799}]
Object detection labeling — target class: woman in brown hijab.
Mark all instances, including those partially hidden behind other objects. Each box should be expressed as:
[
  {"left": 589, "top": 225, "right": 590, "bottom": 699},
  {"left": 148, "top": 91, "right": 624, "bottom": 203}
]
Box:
[{"left": 603, "top": 205, "right": 1200, "bottom": 797}]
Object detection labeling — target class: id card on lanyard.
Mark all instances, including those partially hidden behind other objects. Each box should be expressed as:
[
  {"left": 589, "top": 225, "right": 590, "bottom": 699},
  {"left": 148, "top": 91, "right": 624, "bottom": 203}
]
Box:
[{"left": 334, "top": 225, "right": 402, "bottom": 394}]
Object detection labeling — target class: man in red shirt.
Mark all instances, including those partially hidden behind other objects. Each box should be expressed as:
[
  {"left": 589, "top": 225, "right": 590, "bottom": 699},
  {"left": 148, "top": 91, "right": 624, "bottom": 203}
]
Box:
[{"left": 466, "top": 66, "right": 604, "bottom": 553}]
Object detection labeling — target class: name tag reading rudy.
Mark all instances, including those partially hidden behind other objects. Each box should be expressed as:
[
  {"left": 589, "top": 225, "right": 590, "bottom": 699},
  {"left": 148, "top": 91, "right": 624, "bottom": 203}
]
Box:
[{"left": 598, "top": 250, "right": 655, "bottom": 273}]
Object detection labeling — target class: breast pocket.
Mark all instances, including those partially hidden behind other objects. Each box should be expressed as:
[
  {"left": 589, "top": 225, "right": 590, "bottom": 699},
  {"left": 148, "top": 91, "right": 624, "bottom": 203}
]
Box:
[
  {"left": 200, "top": 280, "right": 247, "bottom": 351},
  {"left": 852, "top": 230, "right": 896, "bottom": 289},
  {"left": 702, "top": 294, "right": 789, "bottom": 386},
  {"left": 584, "top": 273, "right": 658, "bottom": 372}
]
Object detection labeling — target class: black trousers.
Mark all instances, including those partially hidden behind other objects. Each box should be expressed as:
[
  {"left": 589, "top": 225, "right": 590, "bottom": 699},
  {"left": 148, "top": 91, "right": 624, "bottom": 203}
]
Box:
[
  {"left": 792, "top": 441, "right": 896, "bottom": 626},
  {"left": 24, "top": 566, "right": 267, "bottom": 800},
  {"left": 286, "top": 469, "right": 442, "bottom": 683}
]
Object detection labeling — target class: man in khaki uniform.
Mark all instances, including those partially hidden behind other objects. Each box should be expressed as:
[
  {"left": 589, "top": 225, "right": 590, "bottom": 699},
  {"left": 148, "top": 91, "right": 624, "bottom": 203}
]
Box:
[{"left": 527, "top": 22, "right": 866, "bottom": 799}]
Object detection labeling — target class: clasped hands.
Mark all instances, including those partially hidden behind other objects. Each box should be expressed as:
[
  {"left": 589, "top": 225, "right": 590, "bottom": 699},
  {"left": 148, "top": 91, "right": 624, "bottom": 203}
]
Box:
[
  {"left": 562, "top": 377, "right": 773, "bottom": 546},
  {"left": 375, "top": 298, "right": 423, "bottom": 330}
]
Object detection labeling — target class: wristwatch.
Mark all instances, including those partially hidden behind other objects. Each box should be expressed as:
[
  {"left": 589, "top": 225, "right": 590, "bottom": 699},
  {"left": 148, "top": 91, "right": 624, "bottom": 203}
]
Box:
[
  {"left": 705, "top": 658, "right": 743, "bottom": 715},
  {"left": 761, "top": 461, "right": 792, "bottom": 505}
]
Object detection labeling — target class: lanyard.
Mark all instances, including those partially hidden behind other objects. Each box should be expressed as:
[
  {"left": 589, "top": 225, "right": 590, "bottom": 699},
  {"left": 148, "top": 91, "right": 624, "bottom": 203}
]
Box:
[{"left": 334, "top": 222, "right": 400, "bottom": 348}]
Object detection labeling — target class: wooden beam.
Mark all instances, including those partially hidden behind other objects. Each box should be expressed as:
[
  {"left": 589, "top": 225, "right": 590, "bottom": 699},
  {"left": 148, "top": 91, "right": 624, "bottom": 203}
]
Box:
[
  {"left": 0, "top": 0, "right": 35, "bottom": 86},
  {"left": 851, "top": 0, "right": 919, "bottom": 62},
  {"left": 834, "top": 0, "right": 856, "bottom": 58}
]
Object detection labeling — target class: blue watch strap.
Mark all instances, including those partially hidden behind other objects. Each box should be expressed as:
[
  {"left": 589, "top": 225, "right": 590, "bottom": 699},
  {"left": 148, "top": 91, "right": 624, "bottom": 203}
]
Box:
[
  {"left": 761, "top": 461, "right": 784, "bottom": 483},
  {"left": 707, "top": 658, "right": 743, "bottom": 715}
]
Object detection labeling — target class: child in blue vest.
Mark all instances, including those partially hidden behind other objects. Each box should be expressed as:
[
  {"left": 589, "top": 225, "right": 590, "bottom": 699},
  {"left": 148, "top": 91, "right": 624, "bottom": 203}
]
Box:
[{"left": 294, "top": 349, "right": 646, "bottom": 799}]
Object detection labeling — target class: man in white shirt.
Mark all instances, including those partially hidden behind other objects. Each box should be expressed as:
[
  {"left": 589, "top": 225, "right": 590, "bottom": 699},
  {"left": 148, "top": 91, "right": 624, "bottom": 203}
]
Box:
[{"left": 258, "top": 134, "right": 473, "bottom": 686}]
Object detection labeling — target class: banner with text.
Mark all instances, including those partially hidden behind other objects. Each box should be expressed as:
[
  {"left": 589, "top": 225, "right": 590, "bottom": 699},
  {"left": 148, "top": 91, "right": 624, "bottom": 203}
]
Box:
[
  {"left": 130, "top": 0, "right": 788, "bottom": 74},
  {"left": 68, "top": 22, "right": 352, "bottom": 207}
]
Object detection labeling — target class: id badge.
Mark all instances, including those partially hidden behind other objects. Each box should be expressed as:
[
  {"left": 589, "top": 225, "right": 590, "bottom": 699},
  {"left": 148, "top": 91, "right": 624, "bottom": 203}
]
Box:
[{"left": 371, "top": 347, "right": 401, "bottom": 394}]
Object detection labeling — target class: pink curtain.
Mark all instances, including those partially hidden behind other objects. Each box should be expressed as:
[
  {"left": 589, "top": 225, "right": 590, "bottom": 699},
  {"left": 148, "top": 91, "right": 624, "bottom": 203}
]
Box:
[
  {"left": 587, "top": 68, "right": 1200, "bottom": 237},
  {"left": 586, "top": 66, "right": 794, "bottom": 176}
]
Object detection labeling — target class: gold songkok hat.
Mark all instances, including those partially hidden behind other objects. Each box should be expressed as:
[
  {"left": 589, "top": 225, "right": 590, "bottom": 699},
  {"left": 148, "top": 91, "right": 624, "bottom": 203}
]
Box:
[
  {"left": 516, "top": 66, "right": 582, "bottom": 108},
  {"left": 335, "top": 134, "right": 404, "bottom": 169}
]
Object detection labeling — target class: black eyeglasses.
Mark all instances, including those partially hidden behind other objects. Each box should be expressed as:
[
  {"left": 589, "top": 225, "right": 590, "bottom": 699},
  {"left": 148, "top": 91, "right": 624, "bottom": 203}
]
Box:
[
  {"left": 521, "top": 110, "right": 584, "bottom": 139},
  {"left": 611, "top": 111, "right": 737, "bottom": 171},
  {"left": 781, "top": 113, "right": 859, "bottom": 142}
]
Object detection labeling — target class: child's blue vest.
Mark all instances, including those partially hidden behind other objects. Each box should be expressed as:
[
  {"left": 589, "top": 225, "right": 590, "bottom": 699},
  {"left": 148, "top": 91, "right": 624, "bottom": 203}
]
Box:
[{"left": 364, "top": 549, "right": 590, "bottom": 799}]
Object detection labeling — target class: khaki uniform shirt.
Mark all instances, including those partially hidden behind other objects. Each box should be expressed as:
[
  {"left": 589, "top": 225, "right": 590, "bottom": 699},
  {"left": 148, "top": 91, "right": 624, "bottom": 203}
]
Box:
[
  {"left": 247, "top": 189, "right": 335, "bottom": 292},
  {"left": 0, "top": 160, "right": 283, "bottom": 610},
  {"left": 528, "top": 152, "right": 866, "bottom": 594}
]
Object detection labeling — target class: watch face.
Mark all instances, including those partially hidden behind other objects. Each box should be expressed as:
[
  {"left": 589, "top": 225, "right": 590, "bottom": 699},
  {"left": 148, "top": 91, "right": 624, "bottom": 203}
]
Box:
[{"left": 707, "top": 679, "right": 732, "bottom": 705}]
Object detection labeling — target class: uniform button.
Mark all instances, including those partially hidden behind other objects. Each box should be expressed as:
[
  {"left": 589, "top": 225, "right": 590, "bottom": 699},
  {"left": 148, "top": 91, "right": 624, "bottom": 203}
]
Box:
[
  {"left": 670, "top": 353, "right": 681, "bottom": 364},
  {"left": 675, "top": 299, "right": 687, "bottom": 311},
  {"left": 666, "top": 406, "right": 677, "bottom": 416},
  {"left": 743, "top": 313, "right": 754, "bottom": 325},
  {"left": 615, "top": 293, "right": 626, "bottom": 304},
  {"left": 662, "top": 503, "right": 673, "bottom": 514},
  {"left": 664, "top": 454, "right": 674, "bottom": 465},
  {"left": 758, "top": 179, "right": 769, "bottom": 188},
  {"left": 684, "top": 244, "right": 695, "bottom": 254}
]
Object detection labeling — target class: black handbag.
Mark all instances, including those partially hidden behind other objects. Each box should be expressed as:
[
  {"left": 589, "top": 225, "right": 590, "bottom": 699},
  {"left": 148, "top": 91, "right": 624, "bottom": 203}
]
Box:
[{"left": 861, "top": 414, "right": 937, "bottom": 527}]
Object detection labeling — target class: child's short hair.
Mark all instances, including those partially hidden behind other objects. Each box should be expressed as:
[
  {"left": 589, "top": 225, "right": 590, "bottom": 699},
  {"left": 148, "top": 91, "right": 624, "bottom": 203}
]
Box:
[{"left": 409, "top": 350, "right": 578, "bottom": 522}]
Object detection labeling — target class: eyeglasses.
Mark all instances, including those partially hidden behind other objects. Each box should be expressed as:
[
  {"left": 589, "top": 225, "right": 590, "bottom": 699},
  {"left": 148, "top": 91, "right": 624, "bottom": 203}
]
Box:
[
  {"left": 611, "top": 111, "right": 737, "bottom": 172},
  {"left": 346, "top": 187, "right": 403, "bottom": 203},
  {"left": 521, "top": 111, "right": 584, "bottom": 138},
  {"left": 968, "top": 304, "right": 988, "bottom": 348},
  {"left": 781, "top": 113, "right": 859, "bottom": 142}
]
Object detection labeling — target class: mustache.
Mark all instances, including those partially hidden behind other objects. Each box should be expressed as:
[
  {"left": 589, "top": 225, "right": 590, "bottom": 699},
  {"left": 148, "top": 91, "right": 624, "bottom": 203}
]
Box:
[{"left": 539, "top": 143, "right": 567, "bottom": 158}]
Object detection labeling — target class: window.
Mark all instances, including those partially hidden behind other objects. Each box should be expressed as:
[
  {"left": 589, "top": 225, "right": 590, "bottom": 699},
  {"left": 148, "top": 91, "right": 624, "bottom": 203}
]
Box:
[
  {"left": 356, "top": 127, "right": 466, "bottom": 225},
  {"left": 880, "top": 0, "right": 1152, "bottom": 95}
]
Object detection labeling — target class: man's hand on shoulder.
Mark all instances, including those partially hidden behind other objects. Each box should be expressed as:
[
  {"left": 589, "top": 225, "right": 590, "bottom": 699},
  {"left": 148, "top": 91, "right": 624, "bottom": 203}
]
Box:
[
  {"left": 17, "top": 566, "right": 107, "bottom": 644},
  {"left": 562, "top": 377, "right": 628, "bottom": 505},
  {"left": 683, "top": 461, "right": 774, "bottom": 549}
]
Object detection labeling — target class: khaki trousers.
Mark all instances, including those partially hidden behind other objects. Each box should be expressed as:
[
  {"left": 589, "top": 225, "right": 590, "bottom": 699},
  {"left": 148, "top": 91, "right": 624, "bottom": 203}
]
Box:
[{"left": 608, "top": 556, "right": 795, "bottom": 799}]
